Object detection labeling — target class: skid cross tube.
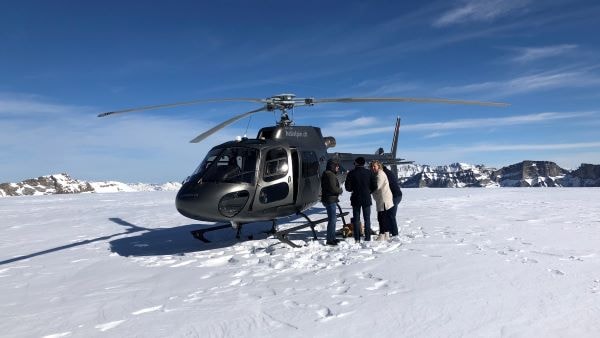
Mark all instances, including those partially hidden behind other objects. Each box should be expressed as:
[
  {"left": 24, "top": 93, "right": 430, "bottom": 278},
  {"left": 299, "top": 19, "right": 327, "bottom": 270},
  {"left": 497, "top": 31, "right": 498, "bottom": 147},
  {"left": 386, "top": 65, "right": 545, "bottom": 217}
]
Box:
[
  {"left": 274, "top": 207, "right": 350, "bottom": 248},
  {"left": 190, "top": 223, "right": 242, "bottom": 242},
  {"left": 191, "top": 204, "right": 349, "bottom": 247}
]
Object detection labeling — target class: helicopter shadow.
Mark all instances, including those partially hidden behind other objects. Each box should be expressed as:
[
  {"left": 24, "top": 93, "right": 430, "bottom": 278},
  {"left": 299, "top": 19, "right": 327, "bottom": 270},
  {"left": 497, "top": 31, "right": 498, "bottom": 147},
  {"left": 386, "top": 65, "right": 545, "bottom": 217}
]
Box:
[{"left": 108, "top": 207, "right": 338, "bottom": 257}]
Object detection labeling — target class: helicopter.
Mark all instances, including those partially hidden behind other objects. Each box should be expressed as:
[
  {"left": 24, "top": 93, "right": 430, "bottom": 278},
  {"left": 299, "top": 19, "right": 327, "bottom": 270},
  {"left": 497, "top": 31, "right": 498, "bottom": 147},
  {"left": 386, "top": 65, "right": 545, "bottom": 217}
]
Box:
[{"left": 99, "top": 93, "right": 507, "bottom": 247}]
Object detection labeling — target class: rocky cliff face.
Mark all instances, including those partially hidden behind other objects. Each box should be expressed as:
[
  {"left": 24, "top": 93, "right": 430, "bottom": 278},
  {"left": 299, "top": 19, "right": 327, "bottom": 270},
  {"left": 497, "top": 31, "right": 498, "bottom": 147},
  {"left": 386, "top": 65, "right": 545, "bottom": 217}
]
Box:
[
  {"left": 558, "top": 163, "right": 600, "bottom": 187},
  {"left": 491, "top": 161, "right": 569, "bottom": 187}
]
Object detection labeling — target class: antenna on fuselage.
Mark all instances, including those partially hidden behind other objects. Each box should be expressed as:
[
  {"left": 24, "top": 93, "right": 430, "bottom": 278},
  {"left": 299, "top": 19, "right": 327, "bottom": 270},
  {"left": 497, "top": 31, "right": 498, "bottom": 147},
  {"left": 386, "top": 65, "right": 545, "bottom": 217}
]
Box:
[{"left": 390, "top": 116, "right": 401, "bottom": 176}]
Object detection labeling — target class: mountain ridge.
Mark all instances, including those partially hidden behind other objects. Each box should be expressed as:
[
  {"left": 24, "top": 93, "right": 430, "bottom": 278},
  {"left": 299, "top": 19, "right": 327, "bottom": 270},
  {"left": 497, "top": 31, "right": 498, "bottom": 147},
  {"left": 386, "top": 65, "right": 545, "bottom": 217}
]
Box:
[
  {"left": 0, "top": 173, "right": 182, "bottom": 197},
  {"left": 2, "top": 161, "right": 600, "bottom": 197},
  {"left": 399, "top": 161, "right": 600, "bottom": 188}
]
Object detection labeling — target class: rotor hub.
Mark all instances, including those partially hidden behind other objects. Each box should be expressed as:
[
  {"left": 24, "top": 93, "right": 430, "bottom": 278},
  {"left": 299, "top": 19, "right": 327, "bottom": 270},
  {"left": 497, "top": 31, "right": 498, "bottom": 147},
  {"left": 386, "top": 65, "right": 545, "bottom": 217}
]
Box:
[{"left": 266, "top": 94, "right": 301, "bottom": 126}]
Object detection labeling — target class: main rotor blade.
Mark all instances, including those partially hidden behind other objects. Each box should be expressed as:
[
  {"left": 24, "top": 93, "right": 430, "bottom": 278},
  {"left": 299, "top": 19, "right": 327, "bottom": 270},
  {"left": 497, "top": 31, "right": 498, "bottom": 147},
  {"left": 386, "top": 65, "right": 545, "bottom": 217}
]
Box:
[
  {"left": 189, "top": 106, "right": 268, "bottom": 143},
  {"left": 98, "top": 98, "right": 264, "bottom": 117},
  {"left": 312, "top": 97, "right": 509, "bottom": 107}
]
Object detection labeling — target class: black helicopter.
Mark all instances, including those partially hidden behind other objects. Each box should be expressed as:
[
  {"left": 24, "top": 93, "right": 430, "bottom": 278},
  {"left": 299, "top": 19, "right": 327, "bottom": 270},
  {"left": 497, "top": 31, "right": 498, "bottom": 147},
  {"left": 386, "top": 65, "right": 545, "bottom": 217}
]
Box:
[{"left": 99, "top": 94, "right": 506, "bottom": 246}]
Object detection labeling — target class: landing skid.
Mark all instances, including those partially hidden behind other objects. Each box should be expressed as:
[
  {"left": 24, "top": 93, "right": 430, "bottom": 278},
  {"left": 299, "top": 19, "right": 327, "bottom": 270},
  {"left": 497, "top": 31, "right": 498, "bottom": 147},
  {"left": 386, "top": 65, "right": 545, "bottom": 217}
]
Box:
[
  {"left": 275, "top": 205, "right": 349, "bottom": 248},
  {"left": 190, "top": 204, "right": 349, "bottom": 247},
  {"left": 190, "top": 224, "right": 240, "bottom": 243}
]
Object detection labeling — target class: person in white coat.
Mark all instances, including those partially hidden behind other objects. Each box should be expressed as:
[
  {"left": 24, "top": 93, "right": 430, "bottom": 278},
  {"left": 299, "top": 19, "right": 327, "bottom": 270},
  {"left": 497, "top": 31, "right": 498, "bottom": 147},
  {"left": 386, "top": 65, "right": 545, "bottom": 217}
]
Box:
[{"left": 370, "top": 160, "right": 394, "bottom": 240}]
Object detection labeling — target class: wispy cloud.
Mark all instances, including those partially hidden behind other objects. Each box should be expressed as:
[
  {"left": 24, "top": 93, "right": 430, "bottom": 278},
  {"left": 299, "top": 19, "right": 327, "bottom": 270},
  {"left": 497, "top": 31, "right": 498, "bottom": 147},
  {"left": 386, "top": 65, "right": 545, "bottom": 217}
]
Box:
[
  {"left": 460, "top": 141, "right": 600, "bottom": 152},
  {"left": 433, "top": 0, "right": 531, "bottom": 27},
  {"left": 423, "top": 132, "right": 449, "bottom": 139},
  {"left": 511, "top": 44, "right": 578, "bottom": 63},
  {"left": 351, "top": 76, "right": 422, "bottom": 96},
  {"left": 329, "top": 116, "right": 379, "bottom": 129},
  {"left": 438, "top": 69, "right": 600, "bottom": 97},
  {"left": 0, "top": 93, "right": 92, "bottom": 117},
  {"left": 404, "top": 112, "right": 596, "bottom": 131},
  {"left": 325, "top": 111, "right": 597, "bottom": 136},
  {"left": 0, "top": 92, "right": 246, "bottom": 182}
]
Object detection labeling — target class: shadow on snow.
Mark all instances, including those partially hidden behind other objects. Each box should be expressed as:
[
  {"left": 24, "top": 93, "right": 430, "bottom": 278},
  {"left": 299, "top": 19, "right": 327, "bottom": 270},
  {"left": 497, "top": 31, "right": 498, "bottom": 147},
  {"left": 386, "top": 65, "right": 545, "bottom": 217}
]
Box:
[
  {"left": 0, "top": 207, "right": 336, "bottom": 265},
  {"left": 109, "top": 207, "right": 333, "bottom": 257},
  {"left": 0, "top": 219, "right": 150, "bottom": 266}
]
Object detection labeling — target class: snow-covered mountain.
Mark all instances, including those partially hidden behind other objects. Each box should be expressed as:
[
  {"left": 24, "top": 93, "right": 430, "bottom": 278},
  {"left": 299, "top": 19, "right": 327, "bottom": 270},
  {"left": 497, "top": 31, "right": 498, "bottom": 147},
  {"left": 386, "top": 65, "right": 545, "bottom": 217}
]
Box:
[
  {"left": 399, "top": 161, "right": 600, "bottom": 188},
  {"left": 399, "top": 163, "right": 497, "bottom": 188},
  {"left": 2, "top": 161, "right": 599, "bottom": 197},
  {"left": 0, "top": 173, "right": 182, "bottom": 197}
]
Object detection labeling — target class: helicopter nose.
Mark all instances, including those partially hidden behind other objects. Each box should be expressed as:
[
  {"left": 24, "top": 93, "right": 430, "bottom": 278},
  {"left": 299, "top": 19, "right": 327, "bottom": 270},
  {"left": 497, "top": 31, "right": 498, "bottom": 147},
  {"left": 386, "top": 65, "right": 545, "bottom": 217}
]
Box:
[
  {"left": 175, "top": 183, "right": 214, "bottom": 221},
  {"left": 175, "top": 181, "right": 250, "bottom": 222}
]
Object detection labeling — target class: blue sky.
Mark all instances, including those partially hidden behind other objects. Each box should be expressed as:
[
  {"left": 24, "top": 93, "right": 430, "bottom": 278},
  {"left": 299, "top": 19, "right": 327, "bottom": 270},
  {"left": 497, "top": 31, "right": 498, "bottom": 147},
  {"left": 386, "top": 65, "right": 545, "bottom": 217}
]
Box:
[{"left": 2, "top": 0, "right": 600, "bottom": 183}]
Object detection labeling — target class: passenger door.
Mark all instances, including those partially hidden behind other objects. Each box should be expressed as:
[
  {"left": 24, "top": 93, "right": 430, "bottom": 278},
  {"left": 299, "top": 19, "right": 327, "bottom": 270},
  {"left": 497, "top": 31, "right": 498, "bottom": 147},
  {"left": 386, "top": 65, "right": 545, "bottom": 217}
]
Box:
[{"left": 252, "top": 147, "right": 294, "bottom": 212}]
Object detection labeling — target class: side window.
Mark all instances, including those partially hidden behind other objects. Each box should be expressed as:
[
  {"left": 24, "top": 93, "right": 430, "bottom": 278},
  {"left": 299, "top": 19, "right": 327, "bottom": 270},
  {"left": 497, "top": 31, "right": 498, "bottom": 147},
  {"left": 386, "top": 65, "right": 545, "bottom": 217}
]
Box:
[
  {"left": 301, "top": 151, "right": 319, "bottom": 178},
  {"left": 263, "top": 148, "right": 288, "bottom": 182},
  {"left": 259, "top": 182, "right": 289, "bottom": 204}
]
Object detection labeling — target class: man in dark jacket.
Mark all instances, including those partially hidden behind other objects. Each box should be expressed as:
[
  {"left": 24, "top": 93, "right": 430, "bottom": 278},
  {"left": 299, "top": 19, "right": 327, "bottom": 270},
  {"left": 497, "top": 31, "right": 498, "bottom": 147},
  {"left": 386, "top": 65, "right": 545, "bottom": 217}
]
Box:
[
  {"left": 321, "top": 159, "right": 343, "bottom": 245},
  {"left": 382, "top": 166, "right": 402, "bottom": 237},
  {"left": 344, "top": 157, "right": 377, "bottom": 242}
]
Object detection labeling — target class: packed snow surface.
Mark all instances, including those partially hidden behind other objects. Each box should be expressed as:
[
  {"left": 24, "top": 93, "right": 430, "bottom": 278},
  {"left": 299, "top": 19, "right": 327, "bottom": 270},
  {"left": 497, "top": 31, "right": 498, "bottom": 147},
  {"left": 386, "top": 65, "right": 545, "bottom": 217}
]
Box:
[{"left": 1, "top": 189, "right": 599, "bottom": 337}]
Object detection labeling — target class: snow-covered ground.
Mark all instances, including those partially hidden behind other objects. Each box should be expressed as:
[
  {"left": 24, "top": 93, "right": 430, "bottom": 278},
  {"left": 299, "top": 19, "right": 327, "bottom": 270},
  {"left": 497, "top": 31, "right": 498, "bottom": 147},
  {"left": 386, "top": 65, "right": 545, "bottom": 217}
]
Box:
[{"left": 1, "top": 189, "right": 599, "bottom": 337}]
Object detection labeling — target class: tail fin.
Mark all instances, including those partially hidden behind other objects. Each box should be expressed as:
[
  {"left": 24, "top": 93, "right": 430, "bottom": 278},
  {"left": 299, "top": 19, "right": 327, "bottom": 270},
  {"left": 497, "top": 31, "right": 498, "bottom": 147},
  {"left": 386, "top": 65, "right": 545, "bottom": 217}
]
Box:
[{"left": 390, "top": 116, "right": 401, "bottom": 176}]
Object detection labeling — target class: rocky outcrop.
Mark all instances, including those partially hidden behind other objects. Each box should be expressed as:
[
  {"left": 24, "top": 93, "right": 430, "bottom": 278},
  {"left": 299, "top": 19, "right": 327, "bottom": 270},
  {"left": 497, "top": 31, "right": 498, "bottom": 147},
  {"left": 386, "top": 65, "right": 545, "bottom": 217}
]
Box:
[
  {"left": 491, "top": 161, "right": 569, "bottom": 187},
  {"left": 558, "top": 163, "right": 600, "bottom": 187}
]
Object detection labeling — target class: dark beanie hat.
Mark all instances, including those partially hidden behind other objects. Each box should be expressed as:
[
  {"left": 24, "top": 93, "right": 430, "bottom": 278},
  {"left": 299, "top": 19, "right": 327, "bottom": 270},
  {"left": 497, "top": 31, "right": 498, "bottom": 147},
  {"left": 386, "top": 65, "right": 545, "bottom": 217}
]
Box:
[{"left": 354, "top": 157, "right": 366, "bottom": 166}]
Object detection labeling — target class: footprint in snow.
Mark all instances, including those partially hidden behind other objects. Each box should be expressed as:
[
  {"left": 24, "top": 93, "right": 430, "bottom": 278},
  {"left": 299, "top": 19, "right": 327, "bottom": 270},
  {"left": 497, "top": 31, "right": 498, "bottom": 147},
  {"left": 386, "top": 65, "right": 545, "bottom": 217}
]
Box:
[
  {"left": 521, "top": 257, "right": 538, "bottom": 264},
  {"left": 316, "top": 306, "right": 333, "bottom": 319},
  {"left": 42, "top": 332, "right": 72, "bottom": 338},
  {"left": 316, "top": 306, "right": 354, "bottom": 322},
  {"left": 233, "top": 270, "right": 250, "bottom": 277},
  {"left": 132, "top": 305, "right": 163, "bottom": 315},
  {"left": 548, "top": 269, "right": 565, "bottom": 275},
  {"left": 170, "top": 260, "right": 196, "bottom": 268},
  {"left": 591, "top": 280, "right": 600, "bottom": 293},
  {"left": 95, "top": 320, "right": 125, "bottom": 332},
  {"left": 366, "top": 279, "right": 388, "bottom": 291}
]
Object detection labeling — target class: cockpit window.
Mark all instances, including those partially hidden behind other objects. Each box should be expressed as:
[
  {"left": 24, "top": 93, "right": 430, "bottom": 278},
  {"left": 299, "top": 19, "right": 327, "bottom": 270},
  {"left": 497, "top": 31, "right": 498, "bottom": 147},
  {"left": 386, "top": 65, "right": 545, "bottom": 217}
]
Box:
[
  {"left": 193, "top": 147, "right": 258, "bottom": 184},
  {"left": 263, "top": 147, "right": 288, "bottom": 182}
]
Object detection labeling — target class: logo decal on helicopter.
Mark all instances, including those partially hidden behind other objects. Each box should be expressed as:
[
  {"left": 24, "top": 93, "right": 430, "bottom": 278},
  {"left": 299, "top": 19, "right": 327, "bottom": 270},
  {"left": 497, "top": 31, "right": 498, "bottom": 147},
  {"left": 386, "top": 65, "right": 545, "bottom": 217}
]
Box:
[{"left": 285, "top": 129, "right": 308, "bottom": 138}]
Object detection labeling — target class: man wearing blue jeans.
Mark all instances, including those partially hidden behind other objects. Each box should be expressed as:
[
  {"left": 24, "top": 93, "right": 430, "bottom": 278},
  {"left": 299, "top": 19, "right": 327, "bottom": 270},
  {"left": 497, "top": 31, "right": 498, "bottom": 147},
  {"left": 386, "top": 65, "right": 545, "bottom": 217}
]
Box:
[{"left": 321, "top": 159, "right": 343, "bottom": 246}]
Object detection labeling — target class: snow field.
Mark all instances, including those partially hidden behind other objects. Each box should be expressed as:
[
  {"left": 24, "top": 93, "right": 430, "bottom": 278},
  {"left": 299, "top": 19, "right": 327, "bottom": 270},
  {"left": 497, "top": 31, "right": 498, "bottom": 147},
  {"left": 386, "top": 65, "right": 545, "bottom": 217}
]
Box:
[{"left": 1, "top": 189, "right": 599, "bottom": 337}]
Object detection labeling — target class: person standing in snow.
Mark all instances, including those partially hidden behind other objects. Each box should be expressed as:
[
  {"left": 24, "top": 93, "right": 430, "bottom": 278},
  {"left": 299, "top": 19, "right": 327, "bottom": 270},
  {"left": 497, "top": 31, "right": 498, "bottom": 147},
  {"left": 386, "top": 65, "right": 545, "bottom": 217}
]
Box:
[
  {"left": 321, "top": 159, "right": 343, "bottom": 246},
  {"left": 382, "top": 165, "right": 402, "bottom": 237},
  {"left": 370, "top": 160, "right": 394, "bottom": 241},
  {"left": 344, "top": 156, "right": 377, "bottom": 242}
]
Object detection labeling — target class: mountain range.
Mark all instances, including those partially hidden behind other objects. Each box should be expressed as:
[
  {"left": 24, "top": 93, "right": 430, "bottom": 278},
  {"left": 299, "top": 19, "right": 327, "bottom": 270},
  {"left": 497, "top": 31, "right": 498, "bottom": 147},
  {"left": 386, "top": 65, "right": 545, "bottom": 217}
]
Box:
[
  {"left": 399, "top": 161, "right": 600, "bottom": 188},
  {"left": 0, "top": 173, "right": 182, "bottom": 197},
  {"left": 1, "top": 161, "right": 599, "bottom": 197}
]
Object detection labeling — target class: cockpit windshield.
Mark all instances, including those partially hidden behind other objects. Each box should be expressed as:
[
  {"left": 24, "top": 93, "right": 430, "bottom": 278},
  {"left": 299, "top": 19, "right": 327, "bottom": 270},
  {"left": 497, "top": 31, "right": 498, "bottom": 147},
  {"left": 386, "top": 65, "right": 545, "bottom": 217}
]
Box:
[{"left": 192, "top": 147, "right": 258, "bottom": 184}]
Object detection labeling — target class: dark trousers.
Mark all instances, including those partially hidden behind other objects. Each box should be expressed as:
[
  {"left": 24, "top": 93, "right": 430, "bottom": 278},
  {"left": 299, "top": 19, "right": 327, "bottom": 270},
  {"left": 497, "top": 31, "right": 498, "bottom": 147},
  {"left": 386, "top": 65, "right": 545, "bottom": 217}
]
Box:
[
  {"left": 388, "top": 196, "right": 401, "bottom": 236},
  {"left": 352, "top": 205, "right": 372, "bottom": 241},
  {"left": 377, "top": 210, "right": 390, "bottom": 234}
]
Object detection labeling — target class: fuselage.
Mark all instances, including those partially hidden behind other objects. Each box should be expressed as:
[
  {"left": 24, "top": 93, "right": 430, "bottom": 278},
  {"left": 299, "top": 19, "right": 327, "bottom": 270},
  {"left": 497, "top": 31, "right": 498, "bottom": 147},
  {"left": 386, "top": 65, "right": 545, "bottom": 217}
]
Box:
[{"left": 175, "top": 125, "right": 340, "bottom": 224}]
